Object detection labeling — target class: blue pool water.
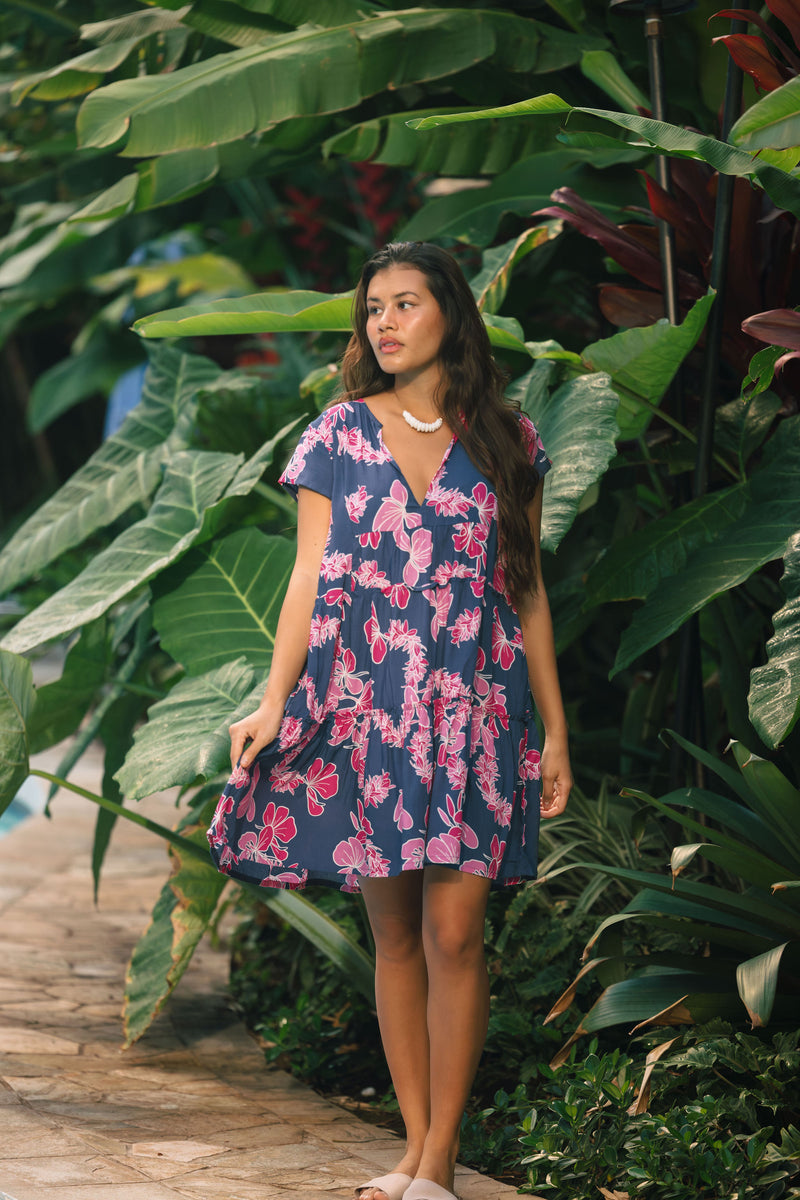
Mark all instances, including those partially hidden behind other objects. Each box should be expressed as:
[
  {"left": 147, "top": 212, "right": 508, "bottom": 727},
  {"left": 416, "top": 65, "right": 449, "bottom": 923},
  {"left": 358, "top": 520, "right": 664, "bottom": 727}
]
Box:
[{"left": 0, "top": 776, "right": 46, "bottom": 838}]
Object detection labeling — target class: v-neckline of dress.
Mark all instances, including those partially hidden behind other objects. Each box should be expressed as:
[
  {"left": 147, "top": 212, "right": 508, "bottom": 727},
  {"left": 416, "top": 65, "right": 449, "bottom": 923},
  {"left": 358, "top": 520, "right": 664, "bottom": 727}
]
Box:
[{"left": 361, "top": 399, "right": 456, "bottom": 508}]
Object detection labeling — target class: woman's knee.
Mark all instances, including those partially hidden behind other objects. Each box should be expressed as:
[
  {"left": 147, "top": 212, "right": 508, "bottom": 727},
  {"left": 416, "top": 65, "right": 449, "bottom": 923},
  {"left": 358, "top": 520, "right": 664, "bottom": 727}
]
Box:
[
  {"left": 423, "top": 914, "right": 486, "bottom": 968},
  {"left": 370, "top": 910, "right": 424, "bottom": 964}
]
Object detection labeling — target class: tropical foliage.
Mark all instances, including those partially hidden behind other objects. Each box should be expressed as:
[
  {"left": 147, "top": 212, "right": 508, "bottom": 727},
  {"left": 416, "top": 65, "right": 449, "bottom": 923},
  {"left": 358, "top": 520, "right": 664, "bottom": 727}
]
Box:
[
  {"left": 544, "top": 734, "right": 800, "bottom": 1056},
  {"left": 2, "top": 0, "right": 800, "bottom": 1056}
]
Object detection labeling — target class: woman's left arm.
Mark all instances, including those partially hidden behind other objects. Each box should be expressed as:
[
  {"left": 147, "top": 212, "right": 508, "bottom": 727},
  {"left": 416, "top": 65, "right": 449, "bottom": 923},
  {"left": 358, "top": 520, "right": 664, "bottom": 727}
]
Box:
[{"left": 518, "top": 486, "right": 572, "bottom": 818}]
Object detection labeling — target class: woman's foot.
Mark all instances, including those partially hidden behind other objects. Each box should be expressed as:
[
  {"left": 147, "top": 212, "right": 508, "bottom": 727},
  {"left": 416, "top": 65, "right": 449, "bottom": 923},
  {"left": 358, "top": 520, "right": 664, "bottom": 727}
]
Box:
[
  {"left": 356, "top": 1150, "right": 421, "bottom": 1199},
  {"left": 355, "top": 1171, "right": 413, "bottom": 1200},
  {"left": 412, "top": 1140, "right": 458, "bottom": 1196}
]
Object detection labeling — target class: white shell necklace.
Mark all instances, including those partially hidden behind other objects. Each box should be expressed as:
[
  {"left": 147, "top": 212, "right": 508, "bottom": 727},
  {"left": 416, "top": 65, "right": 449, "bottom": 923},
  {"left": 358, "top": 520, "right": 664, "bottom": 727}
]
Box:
[{"left": 402, "top": 409, "right": 443, "bottom": 433}]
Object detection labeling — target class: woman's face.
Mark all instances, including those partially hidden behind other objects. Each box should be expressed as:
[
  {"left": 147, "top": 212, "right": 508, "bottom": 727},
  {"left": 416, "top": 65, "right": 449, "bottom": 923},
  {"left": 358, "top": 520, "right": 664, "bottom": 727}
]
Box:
[{"left": 364, "top": 265, "right": 448, "bottom": 380}]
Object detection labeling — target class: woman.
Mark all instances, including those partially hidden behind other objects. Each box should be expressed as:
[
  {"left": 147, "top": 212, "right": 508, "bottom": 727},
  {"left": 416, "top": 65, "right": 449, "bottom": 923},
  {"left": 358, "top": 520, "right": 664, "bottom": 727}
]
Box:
[{"left": 207, "top": 242, "right": 572, "bottom": 1200}]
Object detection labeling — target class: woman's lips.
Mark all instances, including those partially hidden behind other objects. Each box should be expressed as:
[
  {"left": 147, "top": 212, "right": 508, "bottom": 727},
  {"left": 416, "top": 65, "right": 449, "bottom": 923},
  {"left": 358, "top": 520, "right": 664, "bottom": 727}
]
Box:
[{"left": 379, "top": 339, "right": 401, "bottom": 352}]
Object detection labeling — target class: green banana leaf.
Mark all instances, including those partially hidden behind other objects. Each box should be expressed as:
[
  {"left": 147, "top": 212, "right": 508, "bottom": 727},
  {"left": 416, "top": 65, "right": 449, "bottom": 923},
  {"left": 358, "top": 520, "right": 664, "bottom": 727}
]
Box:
[
  {"left": 470, "top": 225, "right": 563, "bottom": 314},
  {"left": 730, "top": 75, "right": 800, "bottom": 151},
  {"left": 134, "top": 289, "right": 353, "bottom": 339},
  {"left": 75, "top": 10, "right": 542, "bottom": 157},
  {"left": 585, "top": 485, "right": 748, "bottom": 605},
  {"left": 409, "top": 96, "right": 800, "bottom": 220},
  {"left": 398, "top": 147, "right": 644, "bottom": 247},
  {"left": 27, "top": 620, "right": 110, "bottom": 753},
  {"left": 612, "top": 415, "right": 800, "bottom": 675}
]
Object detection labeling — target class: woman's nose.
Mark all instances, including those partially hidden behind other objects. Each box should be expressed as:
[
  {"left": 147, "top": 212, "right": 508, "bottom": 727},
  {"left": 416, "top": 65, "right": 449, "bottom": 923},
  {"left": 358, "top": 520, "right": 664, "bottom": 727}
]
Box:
[{"left": 378, "top": 307, "right": 396, "bottom": 329}]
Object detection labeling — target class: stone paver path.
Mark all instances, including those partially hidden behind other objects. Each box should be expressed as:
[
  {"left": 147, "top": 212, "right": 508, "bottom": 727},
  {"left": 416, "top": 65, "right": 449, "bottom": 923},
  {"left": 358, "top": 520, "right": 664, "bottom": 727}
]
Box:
[{"left": 0, "top": 748, "right": 518, "bottom": 1200}]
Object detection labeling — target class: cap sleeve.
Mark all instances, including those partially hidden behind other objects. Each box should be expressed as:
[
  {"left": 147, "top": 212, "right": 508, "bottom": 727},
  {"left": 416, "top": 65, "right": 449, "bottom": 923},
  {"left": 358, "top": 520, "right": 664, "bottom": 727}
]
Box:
[
  {"left": 279, "top": 410, "right": 335, "bottom": 500},
  {"left": 519, "top": 413, "right": 551, "bottom": 479}
]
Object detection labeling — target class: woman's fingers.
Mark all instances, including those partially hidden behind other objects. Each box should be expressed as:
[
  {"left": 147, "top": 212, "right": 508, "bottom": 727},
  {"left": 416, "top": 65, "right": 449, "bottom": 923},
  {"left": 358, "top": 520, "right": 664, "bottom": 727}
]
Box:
[{"left": 229, "top": 708, "right": 283, "bottom": 771}]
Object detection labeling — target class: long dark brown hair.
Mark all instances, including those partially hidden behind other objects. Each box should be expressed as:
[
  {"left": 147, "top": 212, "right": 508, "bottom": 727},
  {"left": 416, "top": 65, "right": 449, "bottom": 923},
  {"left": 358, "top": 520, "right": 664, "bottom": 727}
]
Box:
[{"left": 338, "top": 241, "right": 540, "bottom": 606}]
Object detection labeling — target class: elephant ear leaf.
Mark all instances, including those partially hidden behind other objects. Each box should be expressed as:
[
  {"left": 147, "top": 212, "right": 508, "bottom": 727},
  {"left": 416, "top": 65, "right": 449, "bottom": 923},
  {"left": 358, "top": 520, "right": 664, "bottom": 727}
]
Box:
[
  {"left": 0, "top": 650, "right": 36, "bottom": 817},
  {"left": 749, "top": 530, "right": 800, "bottom": 748},
  {"left": 123, "top": 814, "right": 228, "bottom": 1047}
]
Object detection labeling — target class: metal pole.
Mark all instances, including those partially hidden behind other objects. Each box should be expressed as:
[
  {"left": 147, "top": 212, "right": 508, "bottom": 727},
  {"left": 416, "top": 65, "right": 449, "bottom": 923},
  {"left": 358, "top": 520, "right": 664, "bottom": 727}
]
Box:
[{"left": 694, "top": 19, "right": 747, "bottom": 499}]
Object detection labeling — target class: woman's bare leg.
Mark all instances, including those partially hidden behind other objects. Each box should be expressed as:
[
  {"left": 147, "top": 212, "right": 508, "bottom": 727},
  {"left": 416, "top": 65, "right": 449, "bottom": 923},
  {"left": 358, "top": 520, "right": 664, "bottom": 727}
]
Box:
[
  {"left": 417, "top": 866, "right": 491, "bottom": 1192},
  {"left": 359, "top": 871, "right": 429, "bottom": 1199}
]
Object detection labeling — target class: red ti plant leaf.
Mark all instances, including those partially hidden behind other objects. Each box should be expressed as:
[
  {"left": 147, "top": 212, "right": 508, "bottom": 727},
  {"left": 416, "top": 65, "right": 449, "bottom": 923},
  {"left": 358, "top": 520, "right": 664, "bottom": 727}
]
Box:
[
  {"left": 641, "top": 174, "right": 714, "bottom": 267},
  {"left": 742, "top": 308, "right": 800, "bottom": 349},
  {"left": 766, "top": 0, "right": 800, "bottom": 54},
  {"left": 713, "top": 8, "right": 800, "bottom": 72},
  {"left": 533, "top": 188, "right": 704, "bottom": 302},
  {"left": 598, "top": 286, "right": 665, "bottom": 327},
  {"left": 712, "top": 33, "right": 790, "bottom": 90}
]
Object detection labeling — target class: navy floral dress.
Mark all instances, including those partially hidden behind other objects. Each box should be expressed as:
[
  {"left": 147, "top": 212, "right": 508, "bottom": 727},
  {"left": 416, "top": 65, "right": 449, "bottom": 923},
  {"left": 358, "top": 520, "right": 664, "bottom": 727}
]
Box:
[{"left": 207, "top": 399, "right": 551, "bottom": 891}]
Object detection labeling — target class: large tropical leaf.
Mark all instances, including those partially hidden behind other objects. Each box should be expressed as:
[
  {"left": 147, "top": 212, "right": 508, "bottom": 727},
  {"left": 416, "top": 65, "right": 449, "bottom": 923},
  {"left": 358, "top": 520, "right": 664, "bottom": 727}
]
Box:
[
  {"left": 132, "top": 286, "right": 529, "bottom": 352},
  {"left": 153, "top": 527, "right": 295, "bottom": 675},
  {"left": 27, "top": 619, "right": 110, "bottom": 753},
  {"left": 324, "top": 108, "right": 566, "bottom": 177},
  {"left": 0, "top": 650, "right": 35, "bottom": 816},
  {"left": 612, "top": 415, "right": 800, "bottom": 675},
  {"left": 585, "top": 485, "right": 749, "bottom": 606},
  {"left": 509, "top": 361, "right": 619, "bottom": 552},
  {"left": 730, "top": 75, "right": 800, "bottom": 150},
  {"left": 470, "top": 225, "right": 563, "bottom": 315},
  {"left": 115, "top": 658, "right": 261, "bottom": 801},
  {"left": 134, "top": 289, "right": 353, "bottom": 339},
  {"left": 11, "top": 34, "right": 176, "bottom": 104},
  {"left": 583, "top": 292, "right": 715, "bottom": 440},
  {"left": 398, "top": 148, "right": 644, "bottom": 247},
  {"left": 0, "top": 344, "right": 219, "bottom": 595},
  {"left": 749, "top": 530, "right": 800, "bottom": 748},
  {"left": 1, "top": 451, "right": 242, "bottom": 655},
  {"left": 409, "top": 96, "right": 800, "bottom": 220},
  {"left": 27, "top": 331, "right": 143, "bottom": 433},
  {"left": 736, "top": 942, "right": 789, "bottom": 1027},
  {"left": 730, "top": 742, "right": 800, "bottom": 866},
  {"left": 75, "top": 11, "right": 543, "bottom": 157},
  {"left": 123, "top": 820, "right": 228, "bottom": 1047}
]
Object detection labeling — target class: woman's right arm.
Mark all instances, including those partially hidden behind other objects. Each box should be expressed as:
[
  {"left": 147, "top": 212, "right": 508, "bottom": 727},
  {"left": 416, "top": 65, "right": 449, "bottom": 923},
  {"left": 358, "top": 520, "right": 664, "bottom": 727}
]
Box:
[{"left": 229, "top": 486, "right": 332, "bottom": 770}]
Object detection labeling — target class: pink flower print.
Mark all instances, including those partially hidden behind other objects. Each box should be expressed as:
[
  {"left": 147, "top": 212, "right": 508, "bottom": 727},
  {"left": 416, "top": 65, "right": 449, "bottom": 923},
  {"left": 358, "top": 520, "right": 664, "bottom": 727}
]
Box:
[
  {"left": 487, "top": 792, "right": 513, "bottom": 827},
  {"left": 338, "top": 425, "right": 390, "bottom": 464},
  {"left": 450, "top": 606, "right": 481, "bottom": 646},
  {"left": 428, "top": 481, "right": 471, "bottom": 517},
  {"left": 322, "top": 586, "right": 347, "bottom": 607},
  {"left": 386, "top": 582, "right": 411, "bottom": 608},
  {"left": 345, "top": 484, "right": 373, "bottom": 521},
  {"left": 228, "top": 763, "right": 250, "bottom": 788},
  {"left": 320, "top": 550, "right": 351, "bottom": 581},
  {"left": 333, "top": 836, "right": 367, "bottom": 875},
  {"left": 492, "top": 607, "right": 524, "bottom": 670},
  {"left": 461, "top": 859, "right": 488, "bottom": 877},
  {"left": 304, "top": 758, "right": 339, "bottom": 816},
  {"left": 372, "top": 478, "right": 421, "bottom": 551},
  {"left": 236, "top": 762, "right": 261, "bottom": 822},
  {"left": 363, "top": 771, "right": 394, "bottom": 808},
  {"left": 359, "top": 530, "right": 381, "bottom": 549},
  {"left": 279, "top": 715, "right": 303, "bottom": 750},
  {"left": 520, "top": 746, "right": 542, "bottom": 781},
  {"left": 488, "top": 834, "right": 507, "bottom": 879},
  {"left": 453, "top": 521, "right": 485, "bottom": 559},
  {"left": 426, "top": 584, "right": 453, "bottom": 638},
  {"left": 364, "top": 602, "right": 387, "bottom": 664},
  {"left": 309, "top": 614, "right": 340, "bottom": 646},
  {"left": 426, "top": 831, "right": 461, "bottom": 864},
  {"left": 355, "top": 560, "right": 389, "bottom": 590},
  {"left": 403, "top": 526, "right": 433, "bottom": 587},
  {"left": 393, "top": 791, "right": 414, "bottom": 832},
  {"left": 208, "top": 793, "right": 234, "bottom": 844},
  {"left": 217, "top": 845, "right": 239, "bottom": 872},
  {"left": 269, "top": 766, "right": 303, "bottom": 794},
  {"left": 438, "top": 793, "right": 479, "bottom": 850},
  {"left": 431, "top": 560, "right": 475, "bottom": 586},
  {"left": 258, "top": 802, "right": 297, "bottom": 859},
  {"left": 401, "top": 837, "right": 426, "bottom": 869},
  {"left": 364, "top": 845, "right": 391, "bottom": 876},
  {"left": 471, "top": 480, "right": 497, "bottom": 525},
  {"left": 349, "top": 799, "right": 374, "bottom": 842},
  {"left": 333, "top": 647, "right": 365, "bottom": 697}
]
